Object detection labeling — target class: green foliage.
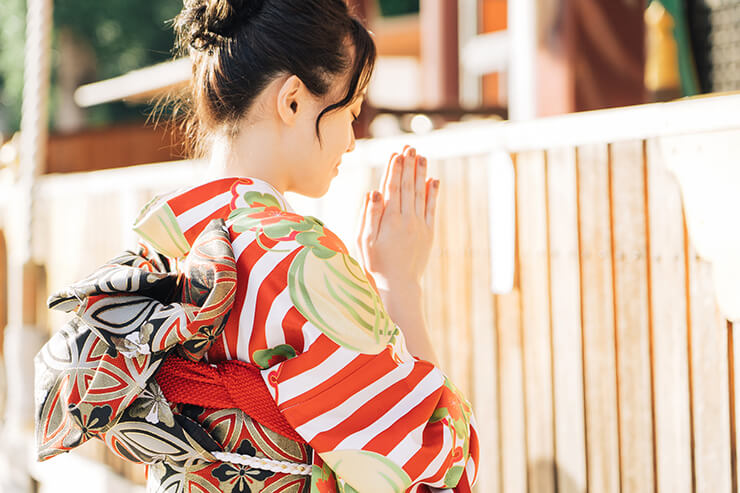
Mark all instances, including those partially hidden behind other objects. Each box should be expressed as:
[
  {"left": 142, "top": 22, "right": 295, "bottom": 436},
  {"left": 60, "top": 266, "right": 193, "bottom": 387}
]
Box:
[
  {"left": 0, "top": 0, "right": 26, "bottom": 135},
  {"left": 377, "top": 0, "right": 419, "bottom": 18},
  {"left": 0, "top": 0, "right": 182, "bottom": 135}
]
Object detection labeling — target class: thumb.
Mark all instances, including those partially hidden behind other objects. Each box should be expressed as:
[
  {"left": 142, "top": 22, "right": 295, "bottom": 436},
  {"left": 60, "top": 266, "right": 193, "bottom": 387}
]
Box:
[
  {"left": 363, "top": 190, "right": 384, "bottom": 246},
  {"left": 356, "top": 192, "right": 370, "bottom": 252}
]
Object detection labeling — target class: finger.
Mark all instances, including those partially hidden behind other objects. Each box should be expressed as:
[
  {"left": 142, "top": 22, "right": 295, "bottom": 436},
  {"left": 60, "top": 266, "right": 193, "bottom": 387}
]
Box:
[
  {"left": 385, "top": 146, "right": 408, "bottom": 194},
  {"left": 380, "top": 152, "right": 397, "bottom": 199},
  {"left": 362, "top": 190, "right": 383, "bottom": 245},
  {"left": 415, "top": 156, "right": 427, "bottom": 218},
  {"left": 356, "top": 192, "right": 370, "bottom": 250},
  {"left": 367, "top": 190, "right": 384, "bottom": 240},
  {"left": 425, "top": 178, "right": 440, "bottom": 227},
  {"left": 401, "top": 147, "right": 416, "bottom": 215},
  {"left": 386, "top": 154, "right": 403, "bottom": 214}
]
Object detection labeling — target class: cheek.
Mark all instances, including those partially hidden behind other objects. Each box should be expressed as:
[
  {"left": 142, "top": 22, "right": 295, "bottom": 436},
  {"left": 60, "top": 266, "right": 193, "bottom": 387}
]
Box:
[
  {"left": 332, "top": 118, "right": 353, "bottom": 150},
  {"left": 315, "top": 119, "right": 347, "bottom": 159}
]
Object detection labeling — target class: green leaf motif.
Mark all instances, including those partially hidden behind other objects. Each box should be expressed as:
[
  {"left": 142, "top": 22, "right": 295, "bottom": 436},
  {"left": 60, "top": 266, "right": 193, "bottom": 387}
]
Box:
[
  {"left": 228, "top": 191, "right": 314, "bottom": 246},
  {"left": 252, "top": 344, "right": 297, "bottom": 369},
  {"left": 444, "top": 465, "right": 465, "bottom": 488},
  {"left": 453, "top": 415, "right": 468, "bottom": 438},
  {"left": 288, "top": 248, "right": 394, "bottom": 353},
  {"left": 429, "top": 407, "right": 449, "bottom": 423},
  {"left": 243, "top": 191, "right": 282, "bottom": 209},
  {"left": 311, "top": 457, "right": 339, "bottom": 492},
  {"left": 265, "top": 220, "right": 313, "bottom": 239},
  {"left": 295, "top": 230, "right": 339, "bottom": 259},
  {"left": 339, "top": 480, "right": 360, "bottom": 493},
  {"left": 305, "top": 215, "right": 325, "bottom": 227}
]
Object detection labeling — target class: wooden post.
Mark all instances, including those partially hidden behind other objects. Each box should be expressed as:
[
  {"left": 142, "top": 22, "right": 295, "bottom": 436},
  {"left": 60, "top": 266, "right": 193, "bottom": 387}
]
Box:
[
  {"left": 507, "top": 0, "right": 537, "bottom": 120},
  {"left": 458, "top": 1, "right": 481, "bottom": 108},
  {"left": 420, "top": 0, "right": 460, "bottom": 109}
]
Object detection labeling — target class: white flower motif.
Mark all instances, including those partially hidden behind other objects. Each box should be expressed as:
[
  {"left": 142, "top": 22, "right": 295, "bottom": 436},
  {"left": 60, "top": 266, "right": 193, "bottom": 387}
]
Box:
[
  {"left": 130, "top": 382, "right": 175, "bottom": 427},
  {"left": 115, "top": 329, "right": 152, "bottom": 358}
]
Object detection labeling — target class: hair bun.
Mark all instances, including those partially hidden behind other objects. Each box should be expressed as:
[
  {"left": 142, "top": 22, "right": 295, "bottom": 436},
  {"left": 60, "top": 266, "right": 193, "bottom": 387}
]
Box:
[{"left": 176, "top": 0, "right": 266, "bottom": 51}]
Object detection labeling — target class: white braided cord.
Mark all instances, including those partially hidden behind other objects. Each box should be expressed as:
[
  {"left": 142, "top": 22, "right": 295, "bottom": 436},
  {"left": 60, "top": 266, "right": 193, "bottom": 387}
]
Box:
[
  {"left": 20, "top": 0, "right": 53, "bottom": 263},
  {"left": 212, "top": 451, "right": 312, "bottom": 476}
]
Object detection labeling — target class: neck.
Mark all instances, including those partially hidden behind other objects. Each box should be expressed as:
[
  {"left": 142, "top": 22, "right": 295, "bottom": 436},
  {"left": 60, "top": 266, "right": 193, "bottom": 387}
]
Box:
[{"left": 207, "top": 123, "right": 289, "bottom": 195}]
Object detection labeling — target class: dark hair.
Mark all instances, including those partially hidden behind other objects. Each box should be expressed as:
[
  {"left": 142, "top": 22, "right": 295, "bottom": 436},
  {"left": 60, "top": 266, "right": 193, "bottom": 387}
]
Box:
[{"left": 167, "top": 0, "right": 376, "bottom": 158}]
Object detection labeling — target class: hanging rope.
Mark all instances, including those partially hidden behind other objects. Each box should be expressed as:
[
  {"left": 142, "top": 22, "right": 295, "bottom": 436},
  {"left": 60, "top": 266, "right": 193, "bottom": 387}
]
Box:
[{"left": 19, "top": 0, "right": 53, "bottom": 263}]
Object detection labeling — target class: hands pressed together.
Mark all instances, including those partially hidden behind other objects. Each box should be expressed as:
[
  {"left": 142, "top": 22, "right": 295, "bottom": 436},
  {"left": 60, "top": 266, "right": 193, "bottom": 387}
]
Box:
[{"left": 356, "top": 146, "right": 440, "bottom": 290}]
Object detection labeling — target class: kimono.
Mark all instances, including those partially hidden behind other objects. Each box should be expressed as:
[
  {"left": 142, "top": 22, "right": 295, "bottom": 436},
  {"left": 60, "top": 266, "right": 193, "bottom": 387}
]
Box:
[{"left": 34, "top": 176, "right": 480, "bottom": 492}]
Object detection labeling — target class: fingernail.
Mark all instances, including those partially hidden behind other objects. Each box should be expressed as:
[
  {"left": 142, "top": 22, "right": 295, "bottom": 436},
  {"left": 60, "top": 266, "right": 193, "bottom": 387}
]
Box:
[
  {"left": 419, "top": 157, "right": 427, "bottom": 166},
  {"left": 433, "top": 180, "right": 440, "bottom": 188},
  {"left": 372, "top": 191, "right": 381, "bottom": 202},
  {"left": 408, "top": 148, "right": 416, "bottom": 157}
]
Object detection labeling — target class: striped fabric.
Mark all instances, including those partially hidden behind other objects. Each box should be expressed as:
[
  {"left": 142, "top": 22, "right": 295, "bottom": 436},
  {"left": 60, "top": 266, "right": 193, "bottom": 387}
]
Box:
[{"left": 134, "top": 177, "right": 480, "bottom": 492}]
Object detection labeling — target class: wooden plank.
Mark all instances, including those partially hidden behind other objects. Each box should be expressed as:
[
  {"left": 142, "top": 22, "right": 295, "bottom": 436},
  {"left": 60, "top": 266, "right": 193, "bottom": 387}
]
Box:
[
  {"left": 423, "top": 157, "right": 448, "bottom": 364},
  {"left": 496, "top": 286, "right": 527, "bottom": 493},
  {"left": 497, "top": 153, "right": 527, "bottom": 493},
  {"left": 546, "top": 147, "right": 587, "bottom": 493},
  {"left": 577, "top": 143, "right": 620, "bottom": 493},
  {"left": 466, "top": 154, "right": 500, "bottom": 493},
  {"left": 689, "top": 247, "right": 732, "bottom": 493},
  {"left": 441, "top": 157, "right": 473, "bottom": 396},
  {"left": 516, "top": 150, "right": 555, "bottom": 493},
  {"left": 645, "top": 139, "right": 692, "bottom": 493},
  {"left": 610, "top": 140, "right": 655, "bottom": 493}
]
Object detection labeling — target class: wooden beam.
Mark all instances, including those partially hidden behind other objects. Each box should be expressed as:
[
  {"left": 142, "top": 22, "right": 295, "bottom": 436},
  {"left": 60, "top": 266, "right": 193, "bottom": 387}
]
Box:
[{"left": 74, "top": 58, "right": 191, "bottom": 107}]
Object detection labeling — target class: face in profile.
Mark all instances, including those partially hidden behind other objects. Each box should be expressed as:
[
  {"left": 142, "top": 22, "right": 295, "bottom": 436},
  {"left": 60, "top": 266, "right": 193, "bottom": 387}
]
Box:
[{"left": 287, "top": 73, "right": 366, "bottom": 198}]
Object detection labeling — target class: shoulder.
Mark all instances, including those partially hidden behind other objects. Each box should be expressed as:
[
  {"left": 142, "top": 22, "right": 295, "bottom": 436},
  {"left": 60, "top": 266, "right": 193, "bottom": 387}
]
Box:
[
  {"left": 229, "top": 199, "right": 395, "bottom": 354},
  {"left": 228, "top": 192, "right": 346, "bottom": 257}
]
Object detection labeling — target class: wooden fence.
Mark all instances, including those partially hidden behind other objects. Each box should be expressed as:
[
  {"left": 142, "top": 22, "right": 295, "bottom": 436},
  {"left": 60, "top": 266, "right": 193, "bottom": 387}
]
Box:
[{"left": 33, "top": 94, "right": 740, "bottom": 492}]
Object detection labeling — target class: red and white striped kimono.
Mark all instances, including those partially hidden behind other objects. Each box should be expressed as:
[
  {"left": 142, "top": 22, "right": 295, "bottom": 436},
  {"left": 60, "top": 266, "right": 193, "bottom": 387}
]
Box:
[{"left": 40, "top": 175, "right": 479, "bottom": 492}]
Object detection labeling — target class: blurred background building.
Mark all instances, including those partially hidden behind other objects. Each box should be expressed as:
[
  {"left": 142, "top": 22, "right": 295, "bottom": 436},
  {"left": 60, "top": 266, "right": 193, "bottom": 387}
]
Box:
[
  {"left": 1, "top": 0, "right": 720, "bottom": 173},
  {"left": 2, "top": 1, "right": 740, "bottom": 492}
]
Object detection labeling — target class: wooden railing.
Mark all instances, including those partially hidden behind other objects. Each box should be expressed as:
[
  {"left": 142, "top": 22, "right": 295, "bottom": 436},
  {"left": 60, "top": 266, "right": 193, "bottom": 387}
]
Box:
[{"left": 35, "top": 94, "right": 740, "bottom": 492}]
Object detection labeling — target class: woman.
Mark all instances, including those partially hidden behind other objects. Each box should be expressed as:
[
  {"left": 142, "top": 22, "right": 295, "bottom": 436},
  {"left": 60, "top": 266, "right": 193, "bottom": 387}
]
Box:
[{"left": 34, "top": 1, "right": 479, "bottom": 491}]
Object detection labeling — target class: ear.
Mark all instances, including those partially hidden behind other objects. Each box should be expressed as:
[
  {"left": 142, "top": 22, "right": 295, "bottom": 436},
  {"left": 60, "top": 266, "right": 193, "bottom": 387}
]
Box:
[{"left": 276, "top": 75, "right": 304, "bottom": 125}]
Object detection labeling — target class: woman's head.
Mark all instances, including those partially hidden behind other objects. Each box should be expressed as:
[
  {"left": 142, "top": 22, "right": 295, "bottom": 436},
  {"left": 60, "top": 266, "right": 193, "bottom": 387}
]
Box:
[{"left": 171, "top": 0, "right": 376, "bottom": 197}]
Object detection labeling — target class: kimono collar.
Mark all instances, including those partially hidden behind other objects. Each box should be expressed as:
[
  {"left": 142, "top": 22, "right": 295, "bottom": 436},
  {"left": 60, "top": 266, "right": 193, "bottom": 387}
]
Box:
[{"left": 133, "top": 176, "right": 294, "bottom": 258}]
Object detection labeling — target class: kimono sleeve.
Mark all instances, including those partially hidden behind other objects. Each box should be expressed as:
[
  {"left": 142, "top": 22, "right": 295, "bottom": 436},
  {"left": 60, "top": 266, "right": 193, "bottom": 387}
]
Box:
[{"left": 260, "top": 225, "right": 480, "bottom": 493}]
